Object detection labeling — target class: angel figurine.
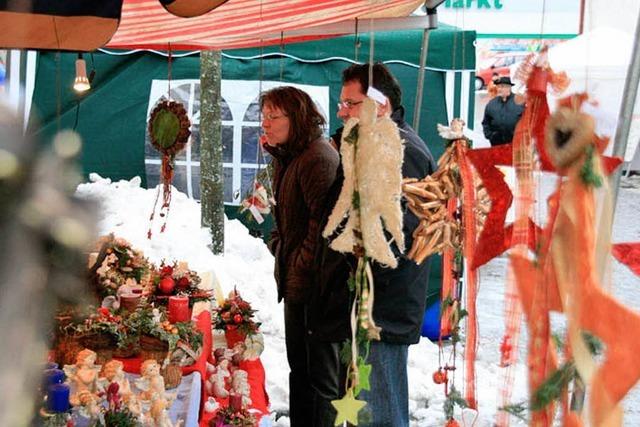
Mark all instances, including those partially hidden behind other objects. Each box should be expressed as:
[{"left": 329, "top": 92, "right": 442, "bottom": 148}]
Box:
[
  {"left": 207, "top": 359, "right": 230, "bottom": 398},
  {"left": 148, "top": 396, "right": 183, "bottom": 427},
  {"left": 99, "top": 360, "right": 140, "bottom": 416},
  {"left": 63, "top": 349, "right": 101, "bottom": 407},
  {"left": 136, "top": 359, "right": 174, "bottom": 403},
  {"left": 437, "top": 118, "right": 467, "bottom": 141}
]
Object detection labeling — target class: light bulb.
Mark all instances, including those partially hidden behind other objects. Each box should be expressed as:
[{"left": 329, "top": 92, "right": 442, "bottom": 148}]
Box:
[{"left": 74, "top": 57, "right": 90, "bottom": 92}]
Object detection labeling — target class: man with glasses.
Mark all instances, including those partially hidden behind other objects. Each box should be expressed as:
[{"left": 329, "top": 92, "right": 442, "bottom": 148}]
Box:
[{"left": 306, "top": 63, "right": 436, "bottom": 426}]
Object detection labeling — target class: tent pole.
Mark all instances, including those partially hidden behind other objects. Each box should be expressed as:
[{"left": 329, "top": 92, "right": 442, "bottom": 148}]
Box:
[
  {"left": 610, "top": 11, "right": 640, "bottom": 215},
  {"left": 412, "top": 7, "right": 438, "bottom": 133}
]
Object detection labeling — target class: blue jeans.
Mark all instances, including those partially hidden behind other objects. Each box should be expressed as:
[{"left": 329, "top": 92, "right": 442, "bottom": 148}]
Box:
[{"left": 358, "top": 341, "right": 409, "bottom": 427}]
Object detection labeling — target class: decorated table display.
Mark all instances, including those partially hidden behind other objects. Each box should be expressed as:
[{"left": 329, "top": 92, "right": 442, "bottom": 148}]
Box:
[
  {"left": 200, "top": 290, "right": 269, "bottom": 427},
  {"left": 43, "top": 235, "right": 220, "bottom": 426},
  {"left": 44, "top": 235, "right": 271, "bottom": 426}
]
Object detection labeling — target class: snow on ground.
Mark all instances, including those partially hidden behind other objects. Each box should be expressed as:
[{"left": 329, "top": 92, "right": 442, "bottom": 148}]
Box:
[{"left": 75, "top": 173, "right": 640, "bottom": 426}]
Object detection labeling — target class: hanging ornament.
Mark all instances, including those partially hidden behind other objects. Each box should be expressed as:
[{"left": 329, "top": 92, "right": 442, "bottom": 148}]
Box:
[
  {"left": 403, "top": 118, "right": 480, "bottom": 409},
  {"left": 240, "top": 181, "right": 271, "bottom": 225},
  {"left": 147, "top": 99, "right": 191, "bottom": 238},
  {"left": 324, "top": 97, "right": 404, "bottom": 424},
  {"left": 510, "top": 93, "right": 637, "bottom": 427}
]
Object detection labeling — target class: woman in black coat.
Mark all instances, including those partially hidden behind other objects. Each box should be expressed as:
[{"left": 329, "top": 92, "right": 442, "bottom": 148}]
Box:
[{"left": 260, "top": 86, "right": 339, "bottom": 426}]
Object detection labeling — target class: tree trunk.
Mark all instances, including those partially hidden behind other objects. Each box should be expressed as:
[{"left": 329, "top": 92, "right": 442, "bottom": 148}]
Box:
[{"left": 199, "top": 50, "right": 224, "bottom": 254}]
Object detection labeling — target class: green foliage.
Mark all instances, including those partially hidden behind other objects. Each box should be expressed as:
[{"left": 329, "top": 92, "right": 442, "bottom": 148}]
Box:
[
  {"left": 580, "top": 144, "right": 603, "bottom": 188},
  {"left": 128, "top": 306, "right": 202, "bottom": 352},
  {"left": 499, "top": 401, "right": 528, "bottom": 421},
  {"left": 340, "top": 340, "right": 352, "bottom": 365},
  {"left": 444, "top": 385, "right": 468, "bottom": 420},
  {"left": 101, "top": 408, "right": 140, "bottom": 427},
  {"left": 531, "top": 361, "right": 576, "bottom": 411},
  {"left": 582, "top": 331, "right": 603, "bottom": 356},
  {"left": 347, "top": 275, "right": 356, "bottom": 292},
  {"left": 551, "top": 332, "right": 564, "bottom": 351}
]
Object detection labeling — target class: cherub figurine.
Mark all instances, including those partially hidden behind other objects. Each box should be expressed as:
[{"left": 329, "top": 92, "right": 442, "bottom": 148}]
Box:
[
  {"left": 148, "top": 396, "right": 183, "bottom": 427},
  {"left": 437, "top": 118, "right": 467, "bottom": 141},
  {"left": 100, "top": 360, "right": 140, "bottom": 416},
  {"left": 136, "top": 359, "right": 174, "bottom": 403},
  {"left": 207, "top": 359, "right": 230, "bottom": 398},
  {"left": 63, "top": 349, "right": 101, "bottom": 410}
]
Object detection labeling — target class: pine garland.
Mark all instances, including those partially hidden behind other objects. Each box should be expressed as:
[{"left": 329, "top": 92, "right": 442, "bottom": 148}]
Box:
[
  {"left": 499, "top": 401, "right": 528, "bottom": 421},
  {"left": 531, "top": 361, "right": 577, "bottom": 411},
  {"left": 444, "top": 385, "right": 468, "bottom": 420}
]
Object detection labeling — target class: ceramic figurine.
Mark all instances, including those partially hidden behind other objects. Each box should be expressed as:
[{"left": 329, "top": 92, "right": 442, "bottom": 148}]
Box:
[
  {"left": 100, "top": 360, "right": 140, "bottom": 416},
  {"left": 136, "top": 359, "right": 174, "bottom": 403},
  {"left": 63, "top": 349, "right": 101, "bottom": 411}
]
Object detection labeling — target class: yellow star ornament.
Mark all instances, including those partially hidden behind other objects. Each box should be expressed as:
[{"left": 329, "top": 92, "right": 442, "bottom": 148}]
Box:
[{"left": 332, "top": 389, "right": 367, "bottom": 426}]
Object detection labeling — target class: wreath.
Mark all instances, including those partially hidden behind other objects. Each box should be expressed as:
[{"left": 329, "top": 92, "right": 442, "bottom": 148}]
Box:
[{"left": 148, "top": 100, "right": 191, "bottom": 157}]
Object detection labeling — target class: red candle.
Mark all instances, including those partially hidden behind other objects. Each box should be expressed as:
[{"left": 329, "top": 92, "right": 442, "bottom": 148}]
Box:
[{"left": 168, "top": 295, "right": 190, "bottom": 323}]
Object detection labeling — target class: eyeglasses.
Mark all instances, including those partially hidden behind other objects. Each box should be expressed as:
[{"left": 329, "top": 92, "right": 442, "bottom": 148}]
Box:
[
  {"left": 262, "top": 113, "right": 288, "bottom": 121},
  {"left": 337, "top": 100, "right": 364, "bottom": 110}
]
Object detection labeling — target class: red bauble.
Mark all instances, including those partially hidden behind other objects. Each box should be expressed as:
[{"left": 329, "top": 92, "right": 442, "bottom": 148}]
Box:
[
  {"left": 432, "top": 368, "right": 448, "bottom": 385},
  {"left": 233, "top": 314, "right": 243, "bottom": 324},
  {"left": 158, "top": 276, "right": 176, "bottom": 294},
  {"left": 161, "top": 265, "right": 174, "bottom": 275},
  {"left": 445, "top": 419, "right": 460, "bottom": 427}
]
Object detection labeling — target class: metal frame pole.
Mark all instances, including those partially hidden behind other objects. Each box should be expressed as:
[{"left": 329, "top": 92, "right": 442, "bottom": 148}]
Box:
[
  {"left": 413, "top": 7, "right": 438, "bottom": 133},
  {"left": 610, "top": 11, "right": 640, "bottom": 213}
]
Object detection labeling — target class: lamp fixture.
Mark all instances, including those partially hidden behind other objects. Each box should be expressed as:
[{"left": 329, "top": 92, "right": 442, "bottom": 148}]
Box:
[{"left": 73, "top": 53, "right": 90, "bottom": 92}]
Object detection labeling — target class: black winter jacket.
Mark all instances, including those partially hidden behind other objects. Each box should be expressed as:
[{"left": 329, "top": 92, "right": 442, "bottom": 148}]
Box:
[
  {"left": 482, "top": 93, "right": 524, "bottom": 146},
  {"left": 266, "top": 137, "right": 340, "bottom": 303},
  {"left": 307, "top": 107, "right": 437, "bottom": 345}
]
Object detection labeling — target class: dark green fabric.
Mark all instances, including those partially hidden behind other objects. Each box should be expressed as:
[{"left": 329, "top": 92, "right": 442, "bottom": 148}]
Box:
[{"left": 228, "top": 25, "right": 476, "bottom": 71}]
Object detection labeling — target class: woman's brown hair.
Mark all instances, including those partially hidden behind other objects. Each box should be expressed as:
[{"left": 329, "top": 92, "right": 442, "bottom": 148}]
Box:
[{"left": 260, "top": 86, "right": 326, "bottom": 154}]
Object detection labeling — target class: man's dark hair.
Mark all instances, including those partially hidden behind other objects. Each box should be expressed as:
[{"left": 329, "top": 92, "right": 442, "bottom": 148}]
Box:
[
  {"left": 260, "top": 86, "right": 326, "bottom": 154},
  {"left": 342, "top": 62, "right": 402, "bottom": 110}
]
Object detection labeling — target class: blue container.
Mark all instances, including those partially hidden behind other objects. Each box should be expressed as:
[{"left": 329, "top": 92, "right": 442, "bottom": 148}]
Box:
[
  {"left": 421, "top": 300, "right": 449, "bottom": 341},
  {"left": 47, "top": 383, "right": 70, "bottom": 413},
  {"left": 43, "top": 369, "right": 65, "bottom": 390}
]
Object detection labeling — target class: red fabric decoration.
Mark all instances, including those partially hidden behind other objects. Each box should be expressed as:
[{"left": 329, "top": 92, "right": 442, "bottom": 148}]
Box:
[
  {"left": 466, "top": 145, "right": 514, "bottom": 269},
  {"left": 456, "top": 143, "right": 479, "bottom": 409},
  {"left": 612, "top": 243, "right": 640, "bottom": 277}
]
